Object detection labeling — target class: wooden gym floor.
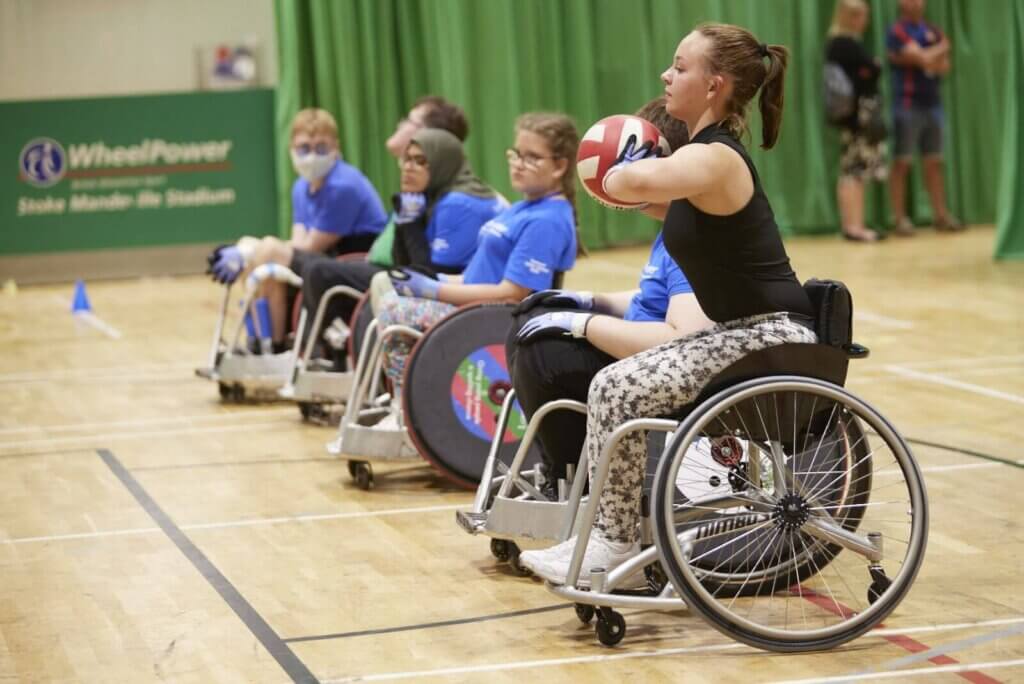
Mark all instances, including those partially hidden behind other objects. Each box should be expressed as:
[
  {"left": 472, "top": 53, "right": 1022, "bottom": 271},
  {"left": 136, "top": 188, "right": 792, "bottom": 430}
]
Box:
[{"left": 0, "top": 226, "right": 1021, "bottom": 683}]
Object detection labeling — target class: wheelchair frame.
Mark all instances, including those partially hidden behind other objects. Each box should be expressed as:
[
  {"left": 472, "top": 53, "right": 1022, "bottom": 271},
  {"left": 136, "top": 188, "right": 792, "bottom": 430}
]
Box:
[
  {"left": 459, "top": 342, "right": 929, "bottom": 651},
  {"left": 326, "top": 316, "right": 423, "bottom": 489},
  {"left": 278, "top": 284, "right": 364, "bottom": 418},
  {"left": 195, "top": 264, "right": 306, "bottom": 402}
]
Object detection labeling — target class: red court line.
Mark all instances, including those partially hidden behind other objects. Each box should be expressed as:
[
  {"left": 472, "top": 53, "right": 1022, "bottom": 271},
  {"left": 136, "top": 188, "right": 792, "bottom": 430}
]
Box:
[{"left": 796, "top": 585, "right": 1002, "bottom": 684}]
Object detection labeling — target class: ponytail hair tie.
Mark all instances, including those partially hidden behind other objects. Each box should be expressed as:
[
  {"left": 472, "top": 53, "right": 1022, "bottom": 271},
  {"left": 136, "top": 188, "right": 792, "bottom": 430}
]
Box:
[{"left": 759, "top": 43, "right": 770, "bottom": 58}]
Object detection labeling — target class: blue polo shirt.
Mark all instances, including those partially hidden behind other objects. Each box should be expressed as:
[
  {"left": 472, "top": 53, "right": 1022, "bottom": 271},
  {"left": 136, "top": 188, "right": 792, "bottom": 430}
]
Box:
[
  {"left": 460, "top": 194, "right": 576, "bottom": 290},
  {"left": 887, "top": 19, "right": 945, "bottom": 110},
  {"left": 428, "top": 192, "right": 508, "bottom": 269},
  {"left": 292, "top": 159, "right": 388, "bottom": 239},
  {"left": 624, "top": 232, "right": 693, "bottom": 322}
]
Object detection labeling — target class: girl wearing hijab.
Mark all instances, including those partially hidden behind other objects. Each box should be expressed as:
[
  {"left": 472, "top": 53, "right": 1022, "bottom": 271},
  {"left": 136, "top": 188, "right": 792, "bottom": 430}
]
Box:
[
  {"left": 369, "top": 112, "right": 581, "bottom": 430},
  {"left": 300, "top": 128, "right": 504, "bottom": 361}
]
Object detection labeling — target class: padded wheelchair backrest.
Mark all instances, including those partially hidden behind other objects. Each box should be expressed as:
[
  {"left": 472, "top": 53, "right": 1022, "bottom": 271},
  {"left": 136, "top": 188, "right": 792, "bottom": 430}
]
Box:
[
  {"left": 803, "top": 278, "right": 853, "bottom": 348},
  {"left": 551, "top": 270, "right": 565, "bottom": 290}
]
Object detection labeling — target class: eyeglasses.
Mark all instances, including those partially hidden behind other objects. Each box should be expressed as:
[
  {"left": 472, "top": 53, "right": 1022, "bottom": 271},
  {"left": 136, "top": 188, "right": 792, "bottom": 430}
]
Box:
[
  {"left": 505, "top": 148, "right": 557, "bottom": 169},
  {"left": 400, "top": 153, "right": 429, "bottom": 168},
  {"left": 293, "top": 143, "right": 331, "bottom": 156}
]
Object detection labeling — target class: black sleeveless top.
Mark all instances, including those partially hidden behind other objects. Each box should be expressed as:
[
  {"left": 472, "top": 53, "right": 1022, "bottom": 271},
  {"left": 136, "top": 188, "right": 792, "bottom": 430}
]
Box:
[{"left": 662, "top": 124, "right": 813, "bottom": 323}]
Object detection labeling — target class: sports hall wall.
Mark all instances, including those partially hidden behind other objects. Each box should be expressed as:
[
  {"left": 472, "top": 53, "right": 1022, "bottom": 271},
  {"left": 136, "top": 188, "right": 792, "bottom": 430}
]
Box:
[
  {"left": 0, "top": 0, "right": 280, "bottom": 283},
  {"left": 2, "top": 1, "right": 1022, "bottom": 285},
  {"left": 274, "top": 0, "right": 1023, "bottom": 258}
]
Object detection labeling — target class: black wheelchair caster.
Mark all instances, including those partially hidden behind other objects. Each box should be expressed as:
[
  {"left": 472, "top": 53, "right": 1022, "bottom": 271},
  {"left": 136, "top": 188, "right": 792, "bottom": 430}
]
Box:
[
  {"left": 490, "top": 538, "right": 511, "bottom": 562},
  {"left": 218, "top": 382, "right": 232, "bottom": 400},
  {"left": 507, "top": 543, "right": 528, "bottom": 576},
  {"left": 867, "top": 566, "right": 892, "bottom": 605},
  {"left": 349, "top": 461, "right": 373, "bottom": 490},
  {"left": 575, "top": 603, "right": 595, "bottom": 625},
  {"left": 595, "top": 608, "right": 626, "bottom": 646}
]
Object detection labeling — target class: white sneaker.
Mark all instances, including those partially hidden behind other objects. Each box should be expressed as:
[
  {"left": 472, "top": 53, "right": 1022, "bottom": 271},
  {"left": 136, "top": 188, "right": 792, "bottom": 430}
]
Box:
[{"left": 519, "top": 531, "right": 645, "bottom": 590}]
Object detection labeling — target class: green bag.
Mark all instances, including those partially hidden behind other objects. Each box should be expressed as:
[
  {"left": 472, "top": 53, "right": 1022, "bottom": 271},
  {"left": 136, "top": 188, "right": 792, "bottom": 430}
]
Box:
[{"left": 367, "top": 217, "right": 396, "bottom": 267}]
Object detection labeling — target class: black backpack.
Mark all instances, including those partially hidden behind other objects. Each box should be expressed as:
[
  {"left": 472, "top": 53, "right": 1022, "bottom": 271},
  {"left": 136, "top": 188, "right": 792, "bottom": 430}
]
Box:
[{"left": 823, "top": 62, "right": 856, "bottom": 125}]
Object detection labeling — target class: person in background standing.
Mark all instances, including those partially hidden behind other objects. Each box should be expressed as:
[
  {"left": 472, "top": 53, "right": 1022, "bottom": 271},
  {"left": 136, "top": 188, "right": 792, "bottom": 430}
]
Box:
[
  {"left": 887, "top": 0, "right": 964, "bottom": 235},
  {"left": 826, "top": 0, "right": 887, "bottom": 242}
]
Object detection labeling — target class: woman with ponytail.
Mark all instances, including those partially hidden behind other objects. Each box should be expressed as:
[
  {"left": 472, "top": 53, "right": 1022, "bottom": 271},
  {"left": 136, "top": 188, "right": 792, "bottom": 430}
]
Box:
[{"left": 519, "top": 24, "right": 818, "bottom": 587}]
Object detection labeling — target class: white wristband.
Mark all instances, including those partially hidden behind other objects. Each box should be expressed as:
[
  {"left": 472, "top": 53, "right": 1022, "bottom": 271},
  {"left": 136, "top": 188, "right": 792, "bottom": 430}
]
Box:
[{"left": 570, "top": 313, "right": 594, "bottom": 339}]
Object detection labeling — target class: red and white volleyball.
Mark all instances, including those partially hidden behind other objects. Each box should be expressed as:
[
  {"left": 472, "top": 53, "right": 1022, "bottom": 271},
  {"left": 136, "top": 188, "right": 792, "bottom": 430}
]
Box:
[{"left": 577, "top": 114, "right": 670, "bottom": 210}]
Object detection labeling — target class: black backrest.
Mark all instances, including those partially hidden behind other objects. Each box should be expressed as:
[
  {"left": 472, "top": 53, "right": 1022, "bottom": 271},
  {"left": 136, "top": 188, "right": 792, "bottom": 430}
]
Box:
[
  {"left": 803, "top": 278, "right": 853, "bottom": 348},
  {"left": 551, "top": 271, "right": 565, "bottom": 289}
]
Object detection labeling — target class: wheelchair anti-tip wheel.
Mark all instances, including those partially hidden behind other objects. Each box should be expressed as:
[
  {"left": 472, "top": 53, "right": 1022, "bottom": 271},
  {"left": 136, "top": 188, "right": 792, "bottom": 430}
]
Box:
[
  {"left": 402, "top": 303, "right": 542, "bottom": 488},
  {"left": 652, "top": 376, "right": 928, "bottom": 652}
]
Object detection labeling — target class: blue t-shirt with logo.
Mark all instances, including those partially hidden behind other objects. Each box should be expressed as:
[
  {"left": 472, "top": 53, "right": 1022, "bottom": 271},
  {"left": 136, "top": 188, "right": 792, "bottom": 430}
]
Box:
[
  {"left": 886, "top": 19, "right": 945, "bottom": 110},
  {"left": 428, "top": 192, "right": 508, "bottom": 269},
  {"left": 460, "top": 194, "right": 576, "bottom": 290},
  {"left": 624, "top": 232, "right": 693, "bottom": 322},
  {"left": 292, "top": 159, "right": 388, "bottom": 239}
]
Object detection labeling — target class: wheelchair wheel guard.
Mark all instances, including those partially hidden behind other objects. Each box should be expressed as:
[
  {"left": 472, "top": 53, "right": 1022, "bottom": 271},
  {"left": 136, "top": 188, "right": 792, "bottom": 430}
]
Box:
[{"left": 403, "top": 303, "right": 542, "bottom": 489}]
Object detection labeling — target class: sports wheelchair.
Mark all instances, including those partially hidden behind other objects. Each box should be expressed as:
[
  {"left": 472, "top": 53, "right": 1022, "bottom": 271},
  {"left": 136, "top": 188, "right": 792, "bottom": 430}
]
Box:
[
  {"left": 327, "top": 301, "right": 543, "bottom": 490},
  {"left": 458, "top": 279, "right": 928, "bottom": 651},
  {"left": 195, "top": 263, "right": 306, "bottom": 402}
]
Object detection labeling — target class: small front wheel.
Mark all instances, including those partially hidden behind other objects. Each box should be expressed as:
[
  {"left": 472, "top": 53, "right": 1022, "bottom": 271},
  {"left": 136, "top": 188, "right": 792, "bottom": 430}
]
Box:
[
  {"left": 490, "top": 538, "right": 511, "bottom": 562},
  {"left": 575, "top": 603, "right": 595, "bottom": 625},
  {"left": 507, "top": 543, "right": 528, "bottom": 576},
  {"left": 595, "top": 609, "right": 626, "bottom": 646},
  {"left": 352, "top": 462, "right": 373, "bottom": 490}
]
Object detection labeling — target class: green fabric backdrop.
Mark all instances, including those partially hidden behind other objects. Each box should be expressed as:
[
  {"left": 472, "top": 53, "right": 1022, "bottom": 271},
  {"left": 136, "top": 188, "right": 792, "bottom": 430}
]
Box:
[{"left": 273, "top": 0, "right": 1022, "bottom": 258}]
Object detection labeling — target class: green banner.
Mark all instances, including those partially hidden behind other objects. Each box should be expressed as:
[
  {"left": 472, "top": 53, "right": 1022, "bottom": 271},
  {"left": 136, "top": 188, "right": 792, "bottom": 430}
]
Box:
[{"left": 2, "top": 89, "right": 277, "bottom": 255}]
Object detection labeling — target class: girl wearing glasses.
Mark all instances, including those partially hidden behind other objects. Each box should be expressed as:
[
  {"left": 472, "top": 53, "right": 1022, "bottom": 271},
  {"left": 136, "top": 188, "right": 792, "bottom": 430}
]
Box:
[
  {"left": 368, "top": 112, "right": 582, "bottom": 429},
  {"left": 505, "top": 98, "right": 714, "bottom": 508}
]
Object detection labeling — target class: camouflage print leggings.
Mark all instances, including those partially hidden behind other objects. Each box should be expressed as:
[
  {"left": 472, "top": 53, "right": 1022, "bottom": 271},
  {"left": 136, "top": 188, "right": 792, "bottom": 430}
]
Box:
[
  {"left": 587, "top": 312, "right": 817, "bottom": 543},
  {"left": 376, "top": 291, "right": 456, "bottom": 398}
]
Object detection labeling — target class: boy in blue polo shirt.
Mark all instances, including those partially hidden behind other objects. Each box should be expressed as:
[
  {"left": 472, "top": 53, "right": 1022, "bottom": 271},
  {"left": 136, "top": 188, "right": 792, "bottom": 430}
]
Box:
[{"left": 207, "top": 108, "right": 387, "bottom": 346}]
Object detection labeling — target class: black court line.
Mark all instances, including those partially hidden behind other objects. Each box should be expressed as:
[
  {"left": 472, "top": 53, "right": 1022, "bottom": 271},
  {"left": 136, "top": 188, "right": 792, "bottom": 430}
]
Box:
[
  {"left": 284, "top": 603, "right": 571, "bottom": 644},
  {"left": 131, "top": 456, "right": 336, "bottom": 472},
  {"left": 904, "top": 436, "right": 1024, "bottom": 470},
  {"left": 97, "top": 449, "right": 319, "bottom": 684}
]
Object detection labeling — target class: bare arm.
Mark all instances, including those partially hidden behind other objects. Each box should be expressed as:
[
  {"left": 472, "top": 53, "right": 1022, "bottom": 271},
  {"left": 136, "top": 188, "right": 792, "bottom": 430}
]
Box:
[
  {"left": 290, "top": 229, "right": 340, "bottom": 254},
  {"left": 603, "top": 143, "right": 738, "bottom": 206},
  {"left": 592, "top": 290, "right": 640, "bottom": 318},
  {"left": 437, "top": 279, "right": 530, "bottom": 306},
  {"left": 584, "top": 292, "right": 714, "bottom": 359},
  {"left": 641, "top": 203, "right": 670, "bottom": 221},
  {"left": 890, "top": 37, "right": 950, "bottom": 68}
]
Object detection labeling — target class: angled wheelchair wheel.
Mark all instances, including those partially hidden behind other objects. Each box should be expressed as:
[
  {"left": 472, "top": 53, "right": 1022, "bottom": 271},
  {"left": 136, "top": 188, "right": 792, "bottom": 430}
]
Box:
[
  {"left": 652, "top": 376, "right": 928, "bottom": 652},
  {"left": 402, "top": 303, "right": 542, "bottom": 489}
]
